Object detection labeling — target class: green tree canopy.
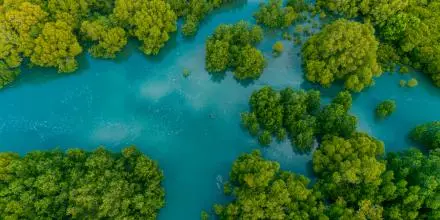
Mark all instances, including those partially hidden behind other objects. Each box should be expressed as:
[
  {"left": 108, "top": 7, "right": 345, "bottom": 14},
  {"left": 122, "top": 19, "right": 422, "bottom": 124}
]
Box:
[
  {"left": 31, "top": 20, "right": 83, "bottom": 72},
  {"left": 411, "top": 121, "right": 440, "bottom": 150},
  {"left": 205, "top": 21, "right": 265, "bottom": 80},
  {"left": 0, "top": 146, "right": 165, "bottom": 219},
  {"left": 214, "top": 150, "right": 328, "bottom": 219},
  {"left": 302, "top": 19, "right": 382, "bottom": 92},
  {"left": 254, "top": 0, "right": 299, "bottom": 29}
]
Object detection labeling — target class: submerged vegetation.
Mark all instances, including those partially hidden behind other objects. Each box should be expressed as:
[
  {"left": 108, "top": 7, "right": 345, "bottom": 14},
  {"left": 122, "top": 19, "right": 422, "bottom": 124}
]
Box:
[{"left": 0, "top": 146, "right": 164, "bottom": 219}]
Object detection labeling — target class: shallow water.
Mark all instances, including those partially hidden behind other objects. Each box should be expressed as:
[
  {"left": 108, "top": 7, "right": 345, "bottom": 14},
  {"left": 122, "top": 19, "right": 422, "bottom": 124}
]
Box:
[{"left": 0, "top": 1, "right": 439, "bottom": 219}]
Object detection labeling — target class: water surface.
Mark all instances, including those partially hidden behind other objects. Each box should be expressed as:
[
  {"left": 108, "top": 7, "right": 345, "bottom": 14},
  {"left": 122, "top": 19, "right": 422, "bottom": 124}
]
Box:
[{"left": 0, "top": 2, "right": 439, "bottom": 219}]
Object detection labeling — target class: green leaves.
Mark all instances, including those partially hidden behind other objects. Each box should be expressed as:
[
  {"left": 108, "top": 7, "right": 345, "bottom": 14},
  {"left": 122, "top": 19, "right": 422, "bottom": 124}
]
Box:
[
  {"left": 214, "top": 150, "right": 327, "bottom": 219},
  {"left": 302, "top": 19, "right": 382, "bottom": 92},
  {"left": 375, "top": 100, "right": 396, "bottom": 119},
  {"left": 254, "top": 0, "right": 299, "bottom": 29},
  {"left": 205, "top": 21, "right": 265, "bottom": 80},
  {"left": 0, "top": 146, "right": 164, "bottom": 219},
  {"left": 411, "top": 121, "right": 440, "bottom": 150},
  {"left": 113, "top": 0, "right": 177, "bottom": 55},
  {"left": 31, "top": 21, "right": 83, "bottom": 73}
]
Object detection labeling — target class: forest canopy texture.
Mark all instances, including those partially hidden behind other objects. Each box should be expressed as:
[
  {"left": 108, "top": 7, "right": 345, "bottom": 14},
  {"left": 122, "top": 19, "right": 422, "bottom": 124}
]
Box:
[
  {"left": 302, "top": 19, "right": 382, "bottom": 92},
  {"left": 0, "top": 146, "right": 165, "bottom": 219},
  {"left": 205, "top": 21, "right": 265, "bottom": 80},
  {"left": 316, "top": 0, "right": 440, "bottom": 89}
]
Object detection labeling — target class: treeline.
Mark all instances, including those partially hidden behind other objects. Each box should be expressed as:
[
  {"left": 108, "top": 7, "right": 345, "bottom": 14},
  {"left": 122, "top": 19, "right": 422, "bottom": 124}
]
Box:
[
  {"left": 209, "top": 87, "right": 440, "bottom": 219},
  {"left": 0, "top": 0, "right": 235, "bottom": 88},
  {"left": 0, "top": 146, "right": 164, "bottom": 219},
  {"left": 310, "top": 0, "right": 440, "bottom": 89}
]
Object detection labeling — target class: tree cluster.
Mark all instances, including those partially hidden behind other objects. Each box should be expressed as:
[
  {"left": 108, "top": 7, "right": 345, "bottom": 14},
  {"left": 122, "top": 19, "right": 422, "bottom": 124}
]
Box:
[
  {"left": 254, "top": 0, "right": 299, "bottom": 29},
  {"left": 0, "top": 146, "right": 165, "bottom": 219},
  {"left": 213, "top": 114, "right": 440, "bottom": 219},
  {"left": 375, "top": 100, "right": 396, "bottom": 119},
  {"left": 0, "top": 0, "right": 178, "bottom": 88},
  {"left": 241, "top": 87, "right": 357, "bottom": 152},
  {"left": 411, "top": 121, "right": 440, "bottom": 150},
  {"left": 302, "top": 19, "right": 382, "bottom": 92},
  {"left": 317, "top": 0, "right": 440, "bottom": 89},
  {"left": 168, "top": 0, "right": 236, "bottom": 37},
  {"left": 205, "top": 21, "right": 265, "bottom": 80}
]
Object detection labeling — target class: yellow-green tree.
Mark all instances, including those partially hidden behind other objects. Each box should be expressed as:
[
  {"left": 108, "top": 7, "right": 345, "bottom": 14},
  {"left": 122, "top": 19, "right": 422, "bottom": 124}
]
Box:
[
  {"left": 31, "top": 21, "right": 82, "bottom": 72},
  {"left": 302, "top": 19, "right": 382, "bottom": 92},
  {"left": 113, "top": 0, "right": 177, "bottom": 55},
  {"left": 80, "top": 17, "right": 127, "bottom": 58}
]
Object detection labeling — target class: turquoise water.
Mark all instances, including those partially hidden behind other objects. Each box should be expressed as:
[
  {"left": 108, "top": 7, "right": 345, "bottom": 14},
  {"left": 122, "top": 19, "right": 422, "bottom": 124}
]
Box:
[{"left": 0, "top": 2, "right": 439, "bottom": 219}]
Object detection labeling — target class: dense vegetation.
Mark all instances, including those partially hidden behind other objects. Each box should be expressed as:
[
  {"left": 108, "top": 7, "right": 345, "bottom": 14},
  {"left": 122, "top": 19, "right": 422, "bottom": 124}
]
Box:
[
  {"left": 0, "top": 146, "right": 164, "bottom": 219},
  {"left": 302, "top": 19, "right": 382, "bottom": 92},
  {"left": 0, "top": 0, "right": 180, "bottom": 88},
  {"left": 411, "top": 121, "right": 440, "bottom": 150},
  {"left": 317, "top": 0, "right": 440, "bottom": 88},
  {"left": 168, "top": 0, "right": 236, "bottom": 36},
  {"left": 241, "top": 87, "right": 356, "bottom": 152},
  {"left": 254, "top": 0, "right": 298, "bottom": 29},
  {"left": 212, "top": 114, "right": 440, "bottom": 219},
  {"left": 205, "top": 21, "right": 265, "bottom": 80},
  {"left": 375, "top": 100, "right": 396, "bottom": 119}
]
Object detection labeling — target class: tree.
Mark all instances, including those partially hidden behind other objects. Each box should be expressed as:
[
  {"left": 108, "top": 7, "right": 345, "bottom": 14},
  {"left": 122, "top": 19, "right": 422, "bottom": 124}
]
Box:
[
  {"left": 384, "top": 149, "right": 440, "bottom": 219},
  {"left": 213, "top": 150, "right": 327, "bottom": 219},
  {"left": 0, "top": 146, "right": 165, "bottom": 219},
  {"left": 80, "top": 17, "right": 127, "bottom": 58},
  {"left": 375, "top": 100, "right": 396, "bottom": 119},
  {"left": 272, "top": 41, "right": 284, "bottom": 56},
  {"left": 113, "top": 0, "right": 177, "bottom": 55},
  {"left": 254, "top": 0, "right": 298, "bottom": 28},
  {"left": 302, "top": 19, "right": 382, "bottom": 92},
  {"left": 313, "top": 133, "right": 386, "bottom": 206},
  {"left": 411, "top": 121, "right": 440, "bottom": 150},
  {"left": 205, "top": 21, "right": 265, "bottom": 80},
  {"left": 31, "top": 21, "right": 82, "bottom": 72}
]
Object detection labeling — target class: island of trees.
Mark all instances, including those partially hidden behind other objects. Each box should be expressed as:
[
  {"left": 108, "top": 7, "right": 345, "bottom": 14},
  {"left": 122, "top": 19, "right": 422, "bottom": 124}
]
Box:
[
  {"left": 241, "top": 87, "right": 356, "bottom": 152},
  {"left": 205, "top": 21, "right": 265, "bottom": 80},
  {"left": 0, "top": 0, "right": 239, "bottom": 89},
  {"left": 0, "top": 146, "right": 164, "bottom": 219}
]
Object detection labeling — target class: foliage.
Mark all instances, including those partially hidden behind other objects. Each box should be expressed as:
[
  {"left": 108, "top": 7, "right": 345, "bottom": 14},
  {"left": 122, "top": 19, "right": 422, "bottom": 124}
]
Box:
[
  {"left": 411, "top": 121, "right": 440, "bottom": 150},
  {"left": 242, "top": 86, "right": 357, "bottom": 152},
  {"left": 407, "top": 78, "right": 418, "bottom": 87},
  {"left": 0, "top": 146, "right": 165, "bottom": 219},
  {"left": 0, "top": 0, "right": 178, "bottom": 87},
  {"left": 205, "top": 21, "right": 265, "bottom": 80},
  {"left": 375, "top": 100, "right": 396, "bottom": 119},
  {"left": 113, "top": 0, "right": 177, "bottom": 55},
  {"left": 31, "top": 21, "right": 83, "bottom": 72},
  {"left": 254, "top": 0, "right": 298, "bottom": 28},
  {"left": 169, "top": 0, "right": 234, "bottom": 37},
  {"left": 272, "top": 41, "right": 284, "bottom": 56},
  {"left": 302, "top": 19, "right": 382, "bottom": 92},
  {"left": 313, "top": 133, "right": 386, "bottom": 206},
  {"left": 213, "top": 150, "right": 328, "bottom": 219},
  {"left": 80, "top": 17, "right": 127, "bottom": 59},
  {"left": 384, "top": 149, "right": 440, "bottom": 219},
  {"left": 317, "top": 0, "right": 409, "bottom": 25}
]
